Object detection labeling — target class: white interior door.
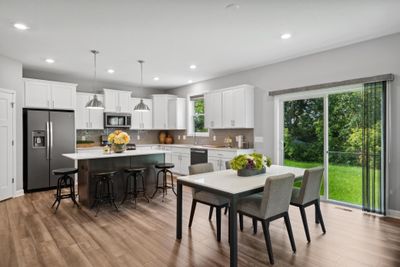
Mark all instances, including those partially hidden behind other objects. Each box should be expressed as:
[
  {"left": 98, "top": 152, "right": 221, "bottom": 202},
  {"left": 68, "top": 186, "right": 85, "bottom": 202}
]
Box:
[{"left": 0, "top": 90, "right": 15, "bottom": 201}]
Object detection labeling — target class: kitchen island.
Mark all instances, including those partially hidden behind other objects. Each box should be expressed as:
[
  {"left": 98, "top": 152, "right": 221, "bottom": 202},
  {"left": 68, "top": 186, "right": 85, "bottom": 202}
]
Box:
[{"left": 63, "top": 149, "right": 169, "bottom": 207}]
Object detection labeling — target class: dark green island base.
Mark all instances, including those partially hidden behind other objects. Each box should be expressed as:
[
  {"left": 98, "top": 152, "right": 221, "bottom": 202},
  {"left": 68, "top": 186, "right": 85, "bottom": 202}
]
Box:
[{"left": 76, "top": 153, "right": 165, "bottom": 207}]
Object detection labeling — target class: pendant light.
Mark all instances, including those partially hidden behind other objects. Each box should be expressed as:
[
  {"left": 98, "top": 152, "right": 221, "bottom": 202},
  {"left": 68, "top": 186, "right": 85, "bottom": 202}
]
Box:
[
  {"left": 133, "top": 60, "right": 150, "bottom": 112},
  {"left": 85, "top": 50, "right": 104, "bottom": 109}
]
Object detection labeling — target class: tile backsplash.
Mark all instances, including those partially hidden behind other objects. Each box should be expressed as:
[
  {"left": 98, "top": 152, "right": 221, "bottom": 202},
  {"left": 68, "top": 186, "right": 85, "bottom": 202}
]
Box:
[{"left": 77, "top": 128, "right": 253, "bottom": 148}]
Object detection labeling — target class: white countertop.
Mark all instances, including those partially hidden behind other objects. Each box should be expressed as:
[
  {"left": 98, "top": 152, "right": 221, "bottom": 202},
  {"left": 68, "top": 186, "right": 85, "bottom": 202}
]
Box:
[
  {"left": 76, "top": 144, "right": 254, "bottom": 152},
  {"left": 178, "top": 165, "right": 305, "bottom": 194},
  {"left": 63, "top": 149, "right": 168, "bottom": 160}
]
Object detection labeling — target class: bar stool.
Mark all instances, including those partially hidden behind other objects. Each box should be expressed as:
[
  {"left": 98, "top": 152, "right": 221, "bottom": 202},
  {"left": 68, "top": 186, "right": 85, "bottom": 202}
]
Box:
[
  {"left": 121, "top": 167, "right": 150, "bottom": 207},
  {"left": 151, "top": 163, "right": 176, "bottom": 200},
  {"left": 91, "top": 170, "right": 119, "bottom": 216},
  {"left": 51, "top": 168, "right": 80, "bottom": 213}
]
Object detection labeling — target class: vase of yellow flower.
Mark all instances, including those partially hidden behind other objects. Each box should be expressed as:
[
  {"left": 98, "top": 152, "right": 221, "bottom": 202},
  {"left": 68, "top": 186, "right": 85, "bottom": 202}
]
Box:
[{"left": 107, "top": 130, "right": 130, "bottom": 153}]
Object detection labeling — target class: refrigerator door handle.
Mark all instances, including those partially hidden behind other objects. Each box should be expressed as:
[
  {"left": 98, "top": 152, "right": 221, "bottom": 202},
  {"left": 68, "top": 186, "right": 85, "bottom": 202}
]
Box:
[
  {"left": 50, "top": 121, "right": 54, "bottom": 159},
  {"left": 46, "top": 121, "right": 50, "bottom": 160}
]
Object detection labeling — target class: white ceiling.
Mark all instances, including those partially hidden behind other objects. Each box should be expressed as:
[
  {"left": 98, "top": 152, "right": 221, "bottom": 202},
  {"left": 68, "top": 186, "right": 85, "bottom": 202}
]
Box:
[{"left": 1, "top": 0, "right": 400, "bottom": 89}]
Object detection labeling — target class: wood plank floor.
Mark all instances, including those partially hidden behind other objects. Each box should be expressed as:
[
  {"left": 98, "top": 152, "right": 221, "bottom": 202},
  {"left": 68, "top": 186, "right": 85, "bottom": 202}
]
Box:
[{"left": 1, "top": 187, "right": 400, "bottom": 267}]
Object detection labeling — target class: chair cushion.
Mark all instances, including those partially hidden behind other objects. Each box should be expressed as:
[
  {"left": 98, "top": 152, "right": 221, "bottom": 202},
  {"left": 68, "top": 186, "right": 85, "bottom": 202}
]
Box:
[
  {"left": 155, "top": 163, "right": 175, "bottom": 169},
  {"left": 237, "top": 193, "right": 263, "bottom": 218},
  {"left": 290, "top": 188, "right": 301, "bottom": 204},
  {"left": 193, "top": 191, "right": 229, "bottom": 206},
  {"left": 52, "top": 168, "right": 78, "bottom": 175}
]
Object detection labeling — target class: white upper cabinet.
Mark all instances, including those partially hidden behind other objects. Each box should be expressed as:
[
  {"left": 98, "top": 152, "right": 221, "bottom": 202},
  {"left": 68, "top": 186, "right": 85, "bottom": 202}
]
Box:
[
  {"left": 24, "top": 79, "right": 77, "bottom": 110},
  {"left": 76, "top": 93, "right": 104, "bottom": 129},
  {"left": 103, "top": 89, "right": 132, "bottom": 113},
  {"left": 204, "top": 91, "right": 222, "bottom": 128},
  {"left": 205, "top": 84, "right": 254, "bottom": 129},
  {"left": 152, "top": 95, "right": 172, "bottom": 129},
  {"left": 131, "top": 98, "right": 153, "bottom": 130},
  {"left": 168, "top": 98, "right": 186, "bottom": 130}
]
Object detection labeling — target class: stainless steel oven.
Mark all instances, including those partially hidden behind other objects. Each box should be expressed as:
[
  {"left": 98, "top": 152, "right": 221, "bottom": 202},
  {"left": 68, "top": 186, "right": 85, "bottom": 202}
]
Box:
[{"left": 104, "top": 113, "right": 132, "bottom": 128}]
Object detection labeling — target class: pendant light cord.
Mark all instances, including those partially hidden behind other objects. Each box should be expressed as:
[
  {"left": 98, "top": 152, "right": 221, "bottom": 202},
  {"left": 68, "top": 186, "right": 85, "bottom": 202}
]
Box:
[{"left": 91, "top": 50, "right": 99, "bottom": 94}]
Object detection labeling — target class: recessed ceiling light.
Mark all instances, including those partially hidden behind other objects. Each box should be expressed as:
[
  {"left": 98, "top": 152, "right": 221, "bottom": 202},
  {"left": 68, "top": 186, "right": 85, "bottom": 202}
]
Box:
[
  {"left": 107, "top": 69, "right": 115, "bottom": 74},
  {"left": 153, "top": 77, "right": 159, "bottom": 81},
  {"left": 281, "top": 33, "right": 292, "bottom": 40},
  {"left": 187, "top": 80, "right": 193, "bottom": 84},
  {"left": 189, "top": 64, "right": 197, "bottom": 70},
  {"left": 45, "top": 58, "right": 55, "bottom": 64},
  {"left": 225, "top": 3, "right": 240, "bottom": 10},
  {"left": 14, "top": 23, "right": 29, "bottom": 30}
]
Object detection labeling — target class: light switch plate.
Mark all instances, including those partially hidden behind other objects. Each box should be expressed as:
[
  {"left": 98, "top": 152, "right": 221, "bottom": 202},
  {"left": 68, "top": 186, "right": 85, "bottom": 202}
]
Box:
[
  {"left": 254, "top": 136, "right": 264, "bottom": 143},
  {"left": 137, "top": 135, "right": 140, "bottom": 140},
  {"left": 213, "top": 135, "right": 216, "bottom": 141},
  {"left": 183, "top": 135, "right": 186, "bottom": 140}
]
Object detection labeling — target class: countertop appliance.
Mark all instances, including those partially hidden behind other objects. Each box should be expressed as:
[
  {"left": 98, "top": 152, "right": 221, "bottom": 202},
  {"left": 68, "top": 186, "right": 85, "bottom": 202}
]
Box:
[
  {"left": 23, "top": 109, "right": 75, "bottom": 192},
  {"left": 190, "top": 148, "right": 208, "bottom": 165},
  {"left": 104, "top": 112, "right": 131, "bottom": 128}
]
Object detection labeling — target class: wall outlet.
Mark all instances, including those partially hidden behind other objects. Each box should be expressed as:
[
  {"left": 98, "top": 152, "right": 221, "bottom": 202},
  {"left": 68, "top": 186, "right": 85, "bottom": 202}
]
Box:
[
  {"left": 81, "top": 136, "right": 86, "bottom": 141},
  {"left": 183, "top": 135, "right": 186, "bottom": 140},
  {"left": 137, "top": 135, "right": 140, "bottom": 140},
  {"left": 213, "top": 135, "right": 216, "bottom": 141},
  {"left": 178, "top": 135, "right": 181, "bottom": 140}
]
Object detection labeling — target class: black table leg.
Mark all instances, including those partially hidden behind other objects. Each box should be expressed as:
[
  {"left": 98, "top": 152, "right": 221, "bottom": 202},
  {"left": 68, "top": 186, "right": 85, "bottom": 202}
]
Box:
[
  {"left": 177, "top": 180, "right": 183, "bottom": 239},
  {"left": 229, "top": 195, "right": 238, "bottom": 267}
]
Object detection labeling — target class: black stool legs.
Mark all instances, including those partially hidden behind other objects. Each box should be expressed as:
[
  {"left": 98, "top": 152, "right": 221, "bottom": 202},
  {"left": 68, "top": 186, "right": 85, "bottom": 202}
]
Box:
[
  {"left": 151, "top": 167, "right": 176, "bottom": 200},
  {"left": 51, "top": 173, "right": 80, "bottom": 213},
  {"left": 121, "top": 169, "right": 150, "bottom": 207},
  {"left": 91, "top": 172, "right": 119, "bottom": 216}
]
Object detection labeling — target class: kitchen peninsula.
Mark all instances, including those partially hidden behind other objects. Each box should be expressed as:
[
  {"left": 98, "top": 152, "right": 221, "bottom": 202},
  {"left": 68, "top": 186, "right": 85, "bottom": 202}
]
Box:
[{"left": 63, "top": 149, "right": 169, "bottom": 207}]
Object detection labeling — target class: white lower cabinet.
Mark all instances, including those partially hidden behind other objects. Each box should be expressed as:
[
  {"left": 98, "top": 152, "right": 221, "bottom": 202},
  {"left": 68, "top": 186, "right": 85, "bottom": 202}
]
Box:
[
  {"left": 163, "top": 147, "right": 190, "bottom": 175},
  {"left": 208, "top": 149, "right": 254, "bottom": 170}
]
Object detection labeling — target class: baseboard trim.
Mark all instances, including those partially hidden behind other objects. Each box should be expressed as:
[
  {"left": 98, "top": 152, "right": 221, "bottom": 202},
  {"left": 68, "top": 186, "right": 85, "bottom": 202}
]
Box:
[
  {"left": 387, "top": 209, "right": 400, "bottom": 219},
  {"left": 14, "top": 189, "right": 24, "bottom": 198}
]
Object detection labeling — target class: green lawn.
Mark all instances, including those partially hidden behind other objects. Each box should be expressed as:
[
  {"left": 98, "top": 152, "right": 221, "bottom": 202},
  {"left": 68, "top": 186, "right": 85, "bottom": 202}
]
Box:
[{"left": 284, "top": 159, "right": 362, "bottom": 205}]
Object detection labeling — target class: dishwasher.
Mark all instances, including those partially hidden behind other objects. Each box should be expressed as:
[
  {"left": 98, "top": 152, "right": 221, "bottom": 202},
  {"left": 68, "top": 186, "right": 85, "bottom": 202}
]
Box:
[{"left": 190, "top": 148, "right": 208, "bottom": 165}]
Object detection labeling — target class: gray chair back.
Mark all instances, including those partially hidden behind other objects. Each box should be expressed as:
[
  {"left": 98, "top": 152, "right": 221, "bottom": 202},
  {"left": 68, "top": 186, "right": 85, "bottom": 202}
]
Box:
[
  {"left": 260, "top": 173, "right": 295, "bottom": 219},
  {"left": 188, "top": 163, "right": 214, "bottom": 175},
  {"left": 189, "top": 163, "right": 214, "bottom": 194},
  {"left": 225, "top": 161, "right": 231, "bottom": 170},
  {"left": 297, "top": 167, "right": 324, "bottom": 205}
]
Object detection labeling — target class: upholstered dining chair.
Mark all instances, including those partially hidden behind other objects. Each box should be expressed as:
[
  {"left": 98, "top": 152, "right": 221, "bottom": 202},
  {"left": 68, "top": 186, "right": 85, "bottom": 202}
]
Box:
[
  {"left": 188, "top": 163, "right": 230, "bottom": 242},
  {"left": 290, "top": 167, "right": 326, "bottom": 243},
  {"left": 237, "top": 173, "right": 296, "bottom": 265}
]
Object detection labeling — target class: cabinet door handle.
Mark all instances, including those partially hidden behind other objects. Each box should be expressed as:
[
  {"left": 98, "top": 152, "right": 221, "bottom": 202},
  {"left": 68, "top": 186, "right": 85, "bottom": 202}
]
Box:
[
  {"left": 52, "top": 100, "right": 55, "bottom": 108},
  {"left": 47, "top": 100, "right": 50, "bottom": 108}
]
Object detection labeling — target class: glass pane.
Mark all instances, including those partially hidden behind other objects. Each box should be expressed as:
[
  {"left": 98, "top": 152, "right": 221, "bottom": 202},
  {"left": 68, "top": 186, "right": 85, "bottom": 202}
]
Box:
[
  {"left": 194, "top": 98, "right": 204, "bottom": 115},
  {"left": 283, "top": 98, "right": 324, "bottom": 192},
  {"left": 328, "top": 91, "right": 363, "bottom": 205},
  {"left": 194, "top": 114, "right": 207, "bottom": 133}
]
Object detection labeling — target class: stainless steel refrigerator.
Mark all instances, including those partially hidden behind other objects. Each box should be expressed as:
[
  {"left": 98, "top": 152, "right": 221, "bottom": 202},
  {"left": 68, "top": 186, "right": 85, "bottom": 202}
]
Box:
[{"left": 23, "top": 109, "right": 75, "bottom": 192}]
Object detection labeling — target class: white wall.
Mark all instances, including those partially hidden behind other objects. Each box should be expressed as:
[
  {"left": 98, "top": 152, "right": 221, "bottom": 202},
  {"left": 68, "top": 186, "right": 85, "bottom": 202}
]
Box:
[
  {"left": 0, "top": 54, "right": 23, "bottom": 191},
  {"left": 167, "top": 33, "right": 400, "bottom": 212}
]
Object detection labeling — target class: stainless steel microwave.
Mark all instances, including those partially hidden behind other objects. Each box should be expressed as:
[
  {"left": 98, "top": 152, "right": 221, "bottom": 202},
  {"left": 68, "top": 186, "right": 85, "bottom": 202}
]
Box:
[{"left": 104, "top": 113, "right": 132, "bottom": 128}]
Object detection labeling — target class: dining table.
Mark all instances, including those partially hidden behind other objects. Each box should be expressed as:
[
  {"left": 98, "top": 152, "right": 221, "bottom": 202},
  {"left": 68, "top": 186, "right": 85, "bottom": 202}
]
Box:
[{"left": 176, "top": 165, "right": 306, "bottom": 267}]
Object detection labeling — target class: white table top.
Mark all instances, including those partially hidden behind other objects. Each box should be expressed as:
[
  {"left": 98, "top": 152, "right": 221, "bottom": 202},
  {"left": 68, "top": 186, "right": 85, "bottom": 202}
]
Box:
[
  {"left": 63, "top": 149, "right": 169, "bottom": 160},
  {"left": 178, "top": 165, "right": 305, "bottom": 195}
]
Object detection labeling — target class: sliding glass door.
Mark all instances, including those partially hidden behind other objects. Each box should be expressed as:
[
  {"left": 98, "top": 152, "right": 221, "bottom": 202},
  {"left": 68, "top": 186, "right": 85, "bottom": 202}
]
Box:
[
  {"left": 327, "top": 91, "right": 363, "bottom": 205},
  {"left": 283, "top": 97, "right": 325, "bottom": 195},
  {"left": 279, "top": 84, "right": 386, "bottom": 211}
]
